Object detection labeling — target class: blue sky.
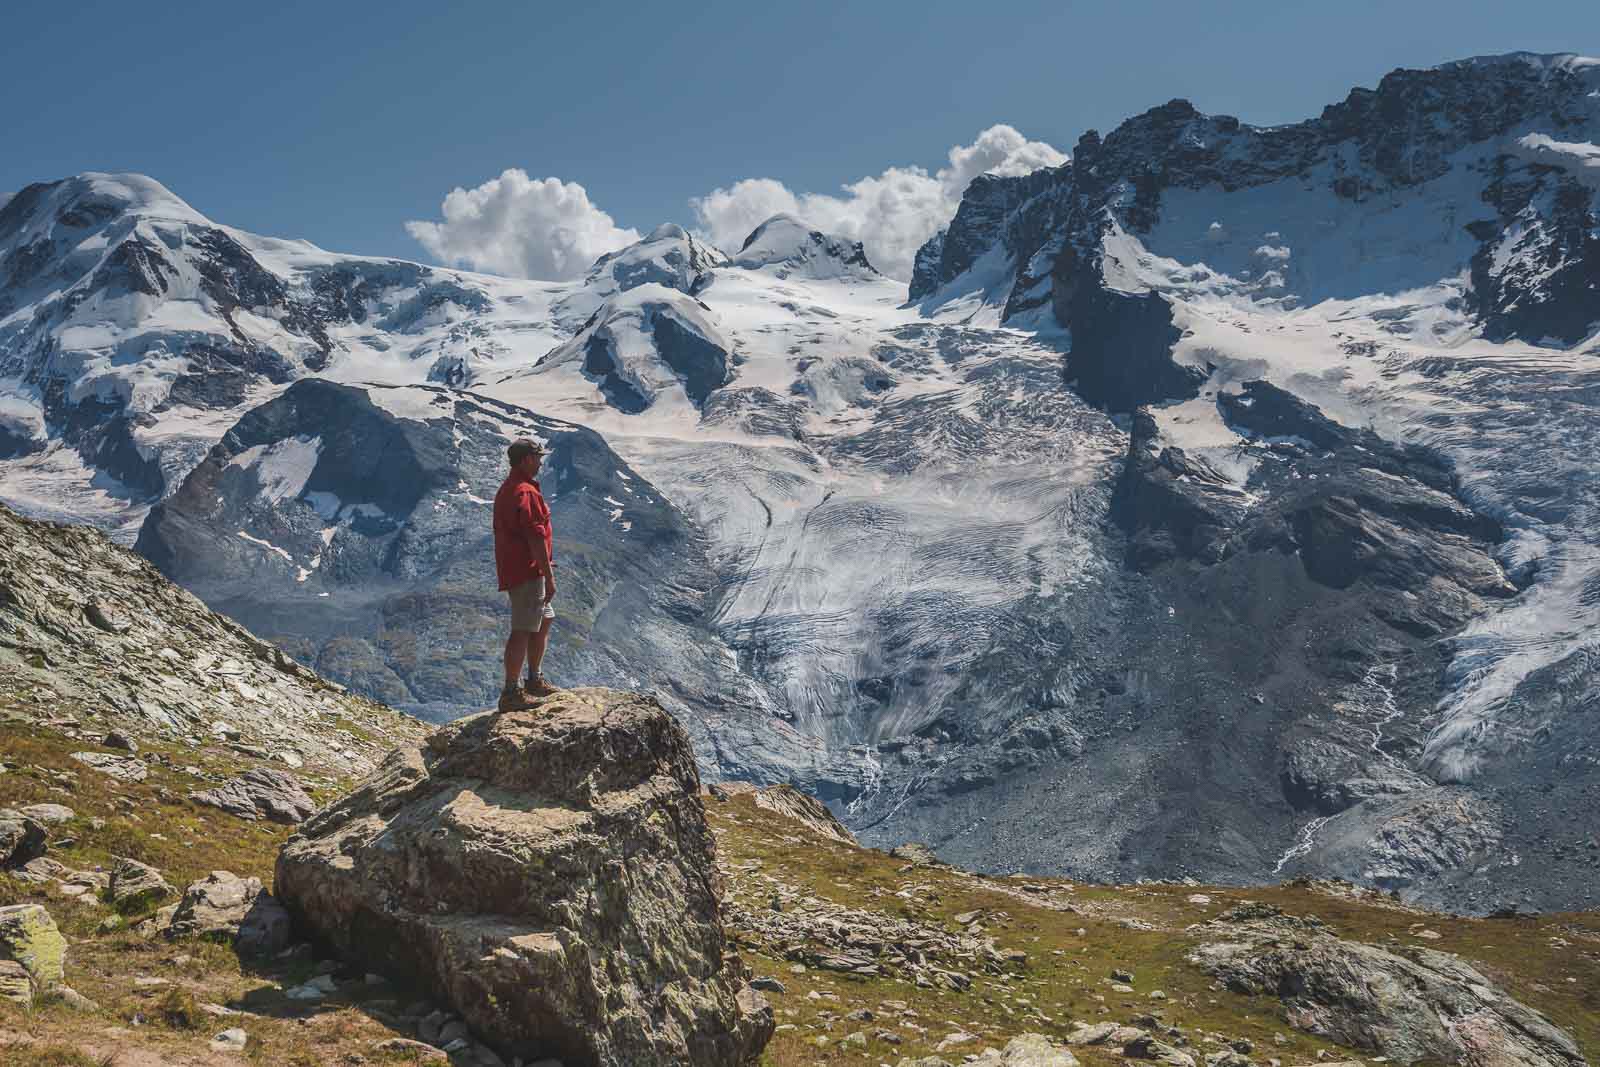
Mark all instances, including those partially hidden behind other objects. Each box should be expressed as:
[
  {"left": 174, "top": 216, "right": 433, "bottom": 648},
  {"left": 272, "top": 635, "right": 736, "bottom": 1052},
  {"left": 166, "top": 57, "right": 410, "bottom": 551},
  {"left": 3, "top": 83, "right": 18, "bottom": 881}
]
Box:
[{"left": 6, "top": 0, "right": 1597, "bottom": 278}]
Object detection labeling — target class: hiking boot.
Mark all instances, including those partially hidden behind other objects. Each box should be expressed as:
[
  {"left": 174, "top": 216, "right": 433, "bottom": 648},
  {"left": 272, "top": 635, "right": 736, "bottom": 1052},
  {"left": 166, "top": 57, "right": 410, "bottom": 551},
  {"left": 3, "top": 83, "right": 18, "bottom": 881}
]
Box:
[
  {"left": 497, "top": 686, "right": 533, "bottom": 713},
  {"left": 524, "top": 674, "right": 560, "bottom": 699}
]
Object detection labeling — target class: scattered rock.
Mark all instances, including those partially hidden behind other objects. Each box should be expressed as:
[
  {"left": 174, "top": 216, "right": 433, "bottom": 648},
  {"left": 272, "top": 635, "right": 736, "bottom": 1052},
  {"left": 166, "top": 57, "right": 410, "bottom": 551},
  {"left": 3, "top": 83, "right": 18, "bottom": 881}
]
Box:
[
  {"left": 750, "top": 976, "right": 786, "bottom": 993},
  {"left": 1190, "top": 909, "right": 1585, "bottom": 1067},
  {"left": 103, "top": 731, "right": 139, "bottom": 752},
  {"left": 110, "top": 857, "right": 174, "bottom": 911},
  {"left": 285, "top": 974, "right": 337, "bottom": 1000},
  {"left": 1125, "top": 1033, "right": 1196, "bottom": 1067},
  {"left": 209, "top": 1027, "right": 248, "bottom": 1052},
  {"left": 1066, "top": 1022, "right": 1120, "bottom": 1046},
  {"left": 1112, "top": 968, "right": 1135, "bottom": 983},
  {"left": 165, "top": 871, "right": 291, "bottom": 956},
  {"left": 275, "top": 688, "right": 773, "bottom": 1066},
  {"left": 889, "top": 842, "right": 941, "bottom": 866},
  {"left": 0, "top": 903, "right": 67, "bottom": 992},
  {"left": 18, "top": 804, "right": 74, "bottom": 825},
  {"left": 189, "top": 768, "right": 315, "bottom": 823},
  {"left": 0, "top": 960, "right": 31, "bottom": 1007},
  {"left": 373, "top": 1038, "right": 448, "bottom": 1062},
  {"left": 70, "top": 751, "right": 148, "bottom": 782}
]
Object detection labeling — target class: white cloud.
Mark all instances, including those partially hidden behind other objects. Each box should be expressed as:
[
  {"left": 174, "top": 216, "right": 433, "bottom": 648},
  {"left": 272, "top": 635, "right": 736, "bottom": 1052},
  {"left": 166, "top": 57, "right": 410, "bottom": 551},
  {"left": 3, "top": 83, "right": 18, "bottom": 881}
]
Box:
[
  {"left": 691, "top": 125, "right": 1067, "bottom": 280},
  {"left": 406, "top": 125, "right": 1066, "bottom": 284},
  {"left": 406, "top": 169, "right": 640, "bottom": 281}
]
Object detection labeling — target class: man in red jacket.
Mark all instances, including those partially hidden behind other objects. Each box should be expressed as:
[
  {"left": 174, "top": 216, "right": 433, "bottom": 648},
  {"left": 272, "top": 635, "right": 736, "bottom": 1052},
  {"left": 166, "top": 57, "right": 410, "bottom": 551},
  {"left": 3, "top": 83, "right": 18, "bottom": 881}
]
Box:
[{"left": 493, "top": 438, "right": 559, "bottom": 711}]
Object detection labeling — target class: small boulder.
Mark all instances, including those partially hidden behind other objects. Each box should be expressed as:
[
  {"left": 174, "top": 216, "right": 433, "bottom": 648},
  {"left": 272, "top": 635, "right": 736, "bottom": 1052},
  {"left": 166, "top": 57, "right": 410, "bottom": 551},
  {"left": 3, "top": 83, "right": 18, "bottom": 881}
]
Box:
[
  {"left": 166, "top": 871, "right": 291, "bottom": 956},
  {"left": 0, "top": 810, "right": 47, "bottom": 868},
  {"left": 0, "top": 960, "right": 31, "bottom": 1007},
  {"left": 103, "top": 732, "right": 139, "bottom": 753},
  {"left": 70, "top": 751, "right": 148, "bottom": 782},
  {"left": 1124, "top": 1034, "right": 1196, "bottom": 1067},
  {"left": 970, "top": 1033, "right": 1081, "bottom": 1065},
  {"left": 210, "top": 1028, "right": 249, "bottom": 1052},
  {"left": 189, "top": 768, "right": 315, "bottom": 823},
  {"left": 110, "top": 857, "right": 174, "bottom": 910},
  {"left": 0, "top": 903, "right": 67, "bottom": 991}
]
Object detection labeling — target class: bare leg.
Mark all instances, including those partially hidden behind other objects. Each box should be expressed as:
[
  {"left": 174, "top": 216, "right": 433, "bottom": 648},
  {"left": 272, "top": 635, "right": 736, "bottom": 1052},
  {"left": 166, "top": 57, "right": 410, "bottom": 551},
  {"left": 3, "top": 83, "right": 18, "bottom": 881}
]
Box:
[
  {"left": 503, "top": 629, "right": 530, "bottom": 689},
  {"left": 527, "top": 614, "right": 553, "bottom": 681}
]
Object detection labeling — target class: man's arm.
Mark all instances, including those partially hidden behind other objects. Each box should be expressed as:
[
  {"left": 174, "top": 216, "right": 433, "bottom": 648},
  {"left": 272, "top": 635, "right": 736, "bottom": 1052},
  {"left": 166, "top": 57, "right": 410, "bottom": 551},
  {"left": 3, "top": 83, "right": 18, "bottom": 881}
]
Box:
[{"left": 517, "top": 489, "right": 556, "bottom": 601}]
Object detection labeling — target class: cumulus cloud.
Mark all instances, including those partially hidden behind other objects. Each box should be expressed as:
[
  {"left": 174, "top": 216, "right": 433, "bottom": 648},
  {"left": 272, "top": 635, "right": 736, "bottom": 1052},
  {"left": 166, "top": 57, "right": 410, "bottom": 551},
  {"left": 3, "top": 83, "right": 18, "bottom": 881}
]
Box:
[
  {"left": 691, "top": 125, "right": 1067, "bottom": 280},
  {"left": 407, "top": 126, "right": 1065, "bottom": 283},
  {"left": 406, "top": 169, "right": 640, "bottom": 281}
]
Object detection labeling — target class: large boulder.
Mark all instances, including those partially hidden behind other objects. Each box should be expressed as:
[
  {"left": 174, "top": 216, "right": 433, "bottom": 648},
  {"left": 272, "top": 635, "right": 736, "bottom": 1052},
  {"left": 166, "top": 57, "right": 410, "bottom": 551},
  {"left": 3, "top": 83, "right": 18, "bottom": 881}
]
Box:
[
  {"left": 1188, "top": 904, "right": 1585, "bottom": 1067},
  {"left": 0, "top": 904, "right": 67, "bottom": 995},
  {"left": 275, "top": 687, "right": 773, "bottom": 1067}
]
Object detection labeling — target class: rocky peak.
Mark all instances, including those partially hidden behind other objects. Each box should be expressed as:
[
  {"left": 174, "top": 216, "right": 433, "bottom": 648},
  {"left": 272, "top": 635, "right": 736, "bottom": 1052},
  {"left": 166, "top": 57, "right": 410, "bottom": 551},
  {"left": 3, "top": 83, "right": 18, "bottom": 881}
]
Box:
[
  {"left": 586, "top": 220, "right": 729, "bottom": 297},
  {"left": 915, "top": 52, "right": 1600, "bottom": 345}
]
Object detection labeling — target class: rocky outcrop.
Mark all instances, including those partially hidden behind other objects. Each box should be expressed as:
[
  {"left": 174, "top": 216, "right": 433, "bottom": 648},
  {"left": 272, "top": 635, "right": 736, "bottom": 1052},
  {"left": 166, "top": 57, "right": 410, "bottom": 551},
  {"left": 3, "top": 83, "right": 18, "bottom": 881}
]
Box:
[
  {"left": 712, "top": 781, "right": 858, "bottom": 845},
  {"left": 751, "top": 784, "right": 858, "bottom": 845},
  {"left": 1188, "top": 904, "right": 1585, "bottom": 1067},
  {"left": 275, "top": 687, "right": 772, "bottom": 1066},
  {"left": 0, "top": 501, "right": 425, "bottom": 774}
]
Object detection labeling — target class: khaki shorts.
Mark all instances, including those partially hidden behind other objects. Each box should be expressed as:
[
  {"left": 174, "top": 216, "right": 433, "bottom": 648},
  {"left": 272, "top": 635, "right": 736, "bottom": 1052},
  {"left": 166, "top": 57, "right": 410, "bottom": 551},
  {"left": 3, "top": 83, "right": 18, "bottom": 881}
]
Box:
[{"left": 507, "top": 579, "right": 555, "bottom": 632}]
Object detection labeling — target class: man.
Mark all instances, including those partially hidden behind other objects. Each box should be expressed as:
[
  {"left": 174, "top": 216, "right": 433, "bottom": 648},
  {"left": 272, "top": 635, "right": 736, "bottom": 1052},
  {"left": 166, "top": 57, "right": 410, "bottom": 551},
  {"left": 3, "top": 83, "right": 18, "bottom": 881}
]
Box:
[{"left": 493, "top": 438, "right": 559, "bottom": 711}]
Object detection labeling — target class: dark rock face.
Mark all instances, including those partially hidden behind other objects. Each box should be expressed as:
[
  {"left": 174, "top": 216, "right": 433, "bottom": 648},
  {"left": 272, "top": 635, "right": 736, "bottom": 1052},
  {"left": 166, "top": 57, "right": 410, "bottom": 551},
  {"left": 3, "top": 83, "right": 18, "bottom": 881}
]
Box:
[
  {"left": 275, "top": 687, "right": 773, "bottom": 1067},
  {"left": 1116, "top": 410, "right": 1251, "bottom": 568},
  {"left": 1190, "top": 905, "right": 1585, "bottom": 1067},
  {"left": 1061, "top": 287, "right": 1199, "bottom": 411},
  {"left": 910, "top": 170, "right": 1062, "bottom": 301},
  {"left": 653, "top": 310, "right": 733, "bottom": 406}
]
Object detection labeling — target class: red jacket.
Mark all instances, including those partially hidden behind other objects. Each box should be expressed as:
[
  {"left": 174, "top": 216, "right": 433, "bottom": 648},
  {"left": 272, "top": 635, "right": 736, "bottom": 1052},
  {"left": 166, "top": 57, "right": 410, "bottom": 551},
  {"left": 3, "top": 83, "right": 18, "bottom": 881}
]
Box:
[{"left": 492, "top": 472, "right": 553, "bottom": 591}]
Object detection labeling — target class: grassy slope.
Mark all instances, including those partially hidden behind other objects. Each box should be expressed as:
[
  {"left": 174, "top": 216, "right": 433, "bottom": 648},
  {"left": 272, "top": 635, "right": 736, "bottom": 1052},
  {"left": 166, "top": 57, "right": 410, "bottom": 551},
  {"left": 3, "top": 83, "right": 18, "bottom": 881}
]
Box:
[{"left": 1, "top": 712, "right": 1595, "bottom": 1067}]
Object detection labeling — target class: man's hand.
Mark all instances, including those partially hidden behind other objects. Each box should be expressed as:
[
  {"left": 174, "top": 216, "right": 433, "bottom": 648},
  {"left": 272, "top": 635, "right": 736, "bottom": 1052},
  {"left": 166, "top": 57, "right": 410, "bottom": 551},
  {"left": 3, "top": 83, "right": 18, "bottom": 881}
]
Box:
[{"left": 543, "top": 573, "right": 557, "bottom": 605}]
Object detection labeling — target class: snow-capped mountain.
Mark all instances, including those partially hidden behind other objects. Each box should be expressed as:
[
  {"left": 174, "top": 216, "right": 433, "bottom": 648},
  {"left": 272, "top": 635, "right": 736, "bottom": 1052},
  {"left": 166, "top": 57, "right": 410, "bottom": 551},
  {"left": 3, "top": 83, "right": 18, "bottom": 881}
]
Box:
[{"left": 3, "top": 52, "right": 1599, "bottom": 913}]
